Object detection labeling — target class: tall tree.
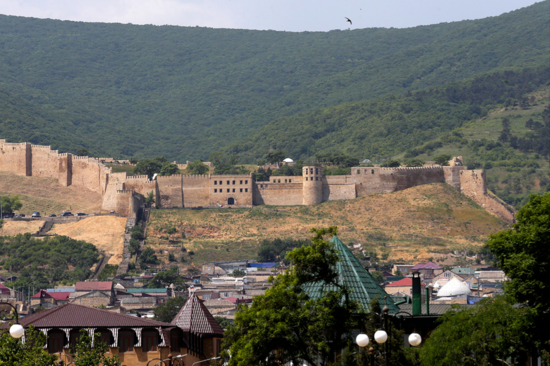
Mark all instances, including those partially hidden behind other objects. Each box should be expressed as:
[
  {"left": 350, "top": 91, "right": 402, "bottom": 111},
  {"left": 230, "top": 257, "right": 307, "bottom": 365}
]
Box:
[
  {"left": 222, "top": 227, "right": 361, "bottom": 366},
  {"left": 0, "top": 195, "right": 22, "bottom": 214},
  {"left": 69, "top": 329, "right": 120, "bottom": 366},
  {"left": 485, "top": 192, "right": 550, "bottom": 358},
  {"left": 185, "top": 160, "right": 209, "bottom": 175},
  {"left": 498, "top": 117, "right": 512, "bottom": 143},
  {"left": 153, "top": 296, "right": 187, "bottom": 323}
]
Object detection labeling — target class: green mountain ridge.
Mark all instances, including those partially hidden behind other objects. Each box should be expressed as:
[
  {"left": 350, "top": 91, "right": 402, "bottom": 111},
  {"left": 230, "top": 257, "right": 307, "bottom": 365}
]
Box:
[{"left": 0, "top": 1, "right": 548, "bottom": 160}]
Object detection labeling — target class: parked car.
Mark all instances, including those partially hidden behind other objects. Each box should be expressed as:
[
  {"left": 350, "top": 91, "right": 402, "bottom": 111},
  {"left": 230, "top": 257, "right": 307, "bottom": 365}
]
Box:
[
  {"left": 32, "top": 211, "right": 41, "bottom": 218},
  {"left": 0, "top": 213, "right": 15, "bottom": 219},
  {"left": 19, "top": 214, "right": 25, "bottom": 217},
  {"left": 110, "top": 210, "right": 115, "bottom": 214},
  {"left": 49, "top": 214, "right": 57, "bottom": 217},
  {"left": 60, "top": 211, "right": 72, "bottom": 217},
  {"left": 74, "top": 212, "right": 87, "bottom": 216}
]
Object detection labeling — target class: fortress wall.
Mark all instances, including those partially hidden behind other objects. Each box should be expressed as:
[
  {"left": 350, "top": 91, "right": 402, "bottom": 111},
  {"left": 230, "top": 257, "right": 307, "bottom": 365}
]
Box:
[
  {"left": 30, "top": 145, "right": 60, "bottom": 180},
  {"left": 71, "top": 156, "right": 108, "bottom": 193},
  {"left": 124, "top": 176, "right": 156, "bottom": 197},
  {"left": 443, "top": 166, "right": 466, "bottom": 190},
  {"left": 0, "top": 141, "right": 31, "bottom": 176},
  {"left": 322, "top": 183, "right": 356, "bottom": 201},
  {"left": 459, "top": 170, "right": 515, "bottom": 223},
  {"left": 253, "top": 182, "right": 303, "bottom": 205},
  {"left": 102, "top": 182, "right": 126, "bottom": 211},
  {"left": 351, "top": 166, "right": 446, "bottom": 196},
  {"left": 210, "top": 175, "right": 253, "bottom": 206},
  {"left": 158, "top": 175, "right": 185, "bottom": 208},
  {"left": 114, "top": 190, "right": 133, "bottom": 217},
  {"left": 58, "top": 154, "right": 72, "bottom": 186}
]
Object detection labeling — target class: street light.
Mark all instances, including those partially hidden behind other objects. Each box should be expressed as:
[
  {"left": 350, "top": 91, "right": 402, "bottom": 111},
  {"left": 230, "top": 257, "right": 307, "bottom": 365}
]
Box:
[
  {"left": 355, "top": 298, "right": 391, "bottom": 366},
  {"left": 0, "top": 301, "right": 24, "bottom": 338},
  {"left": 394, "top": 310, "right": 422, "bottom": 347}
]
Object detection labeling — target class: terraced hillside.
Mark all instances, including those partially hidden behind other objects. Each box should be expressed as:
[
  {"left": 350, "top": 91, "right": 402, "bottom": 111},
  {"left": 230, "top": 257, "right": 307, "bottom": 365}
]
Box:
[{"left": 146, "top": 183, "right": 508, "bottom": 267}]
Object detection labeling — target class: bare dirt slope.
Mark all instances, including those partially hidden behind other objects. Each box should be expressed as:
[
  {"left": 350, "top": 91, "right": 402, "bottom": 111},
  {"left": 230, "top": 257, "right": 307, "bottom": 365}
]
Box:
[
  {"left": 0, "top": 220, "right": 44, "bottom": 236},
  {"left": 148, "top": 183, "right": 509, "bottom": 266},
  {"left": 50, "top": 216, "right": 127, "bottom": 265},
  {"left": 0, "top": 171, "right": 102, "bottom": 216}
]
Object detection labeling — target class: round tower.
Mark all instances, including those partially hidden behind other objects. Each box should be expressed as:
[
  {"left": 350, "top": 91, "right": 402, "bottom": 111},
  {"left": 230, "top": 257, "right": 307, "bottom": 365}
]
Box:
[{"left": 302, "top": 166, "right": 323, "bottom": 205}]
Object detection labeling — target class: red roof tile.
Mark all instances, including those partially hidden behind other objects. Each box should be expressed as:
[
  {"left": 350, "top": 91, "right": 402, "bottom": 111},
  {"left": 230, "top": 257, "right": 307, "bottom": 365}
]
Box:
[
  {"left": 75, "top": 281, "right": 113, "bottom": 291},
  {"left": 0, "top": 283, "right": 10, "bottom": 294},
  {"left": 2, "top": 303, "right": 170, "bottom": 329},
  {"left": 32, "top": 290, "right": 71, "bottom": 301},
  {"left": 386, "top": 278, "right": 425, "bottom": 287},
  {"left": 171, "top": 293, "right": 224, "bottom": 337}
]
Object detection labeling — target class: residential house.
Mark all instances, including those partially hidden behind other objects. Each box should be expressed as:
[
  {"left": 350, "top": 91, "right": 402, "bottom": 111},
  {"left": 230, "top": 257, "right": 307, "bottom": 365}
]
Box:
[
  {"left": 385, "top": 277, "right": 425, "bottom": 298},
  {"left": 411, "top": 261, "right": 443, "bottom": 278},
  {"left": 392, "top": 264, "right": 415, "bottom": 276},
  {"left": 30, "top": 290, "right": 71, "bottom": 309}
]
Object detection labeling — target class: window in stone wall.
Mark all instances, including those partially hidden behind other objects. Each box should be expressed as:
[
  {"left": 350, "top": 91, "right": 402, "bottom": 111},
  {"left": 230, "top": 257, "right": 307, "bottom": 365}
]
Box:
[
  {"left": 357, "top": 169, "right": 360, "bottom": 174},
  {"left": 305, "top": 170, "right": 308, "bottom": 174},
  {"left": 240, "top": 180, "right": 243, "bottom": 184},
  {"left": 119, "top": 330, "right": 134, "bottom": 353},
  {"left": 227, "top": 189, "right": 230, "bottom": 193},
  {"left": 315, "top": 177, "right": 318, "bottom": 181},
  {"left": 214, "top": 181, "right": 217, "bottom": 185},
  {"left": 289, "top": 179, "right": 292, "bottom": 183},
  {"left": 233, "top": 180, "right": 236, "bottom": 185},
  {"left": 278, "top": 179, "right": 281, "bottom": 183},
  {"left": 142, "top": 329, "right": 158, "bottom": 352},
  {"left": 310, "top": 168, "right": 313, "bottom": 174},
  {"left": 232, "top": 189, "right": 235, "bottom": 192},
  {"left": 219, "top": 180, "right": 223, "bottom": 185},
  {"left": 245, "top": 180, "right": 248, "bottom": 184},
  {"left": 273, "top": 179, "right": 276, "bottom": 183},
  {"left": 245, "top": 188, "right": 248, "bottom": 192},
  {"left": 240, "top": 188, "right": 243, "bottom": 192},
  {"left": 372, "top": 170, "right": 374, "bottom": 174},
  {"left": 285, "top": 179, "right": 287, "bottom": 183},
  {"left": 214, "top": 189, "right": 217, "bottom": 193},
  {"left": 306, "top": 177, "right": 308, "bottom": 181},
  {"left": 315, "top": 169, "right": 318, "bottom": 174},
  {"left": 227, "top": 180, "right": 230, "bottom": 185}
]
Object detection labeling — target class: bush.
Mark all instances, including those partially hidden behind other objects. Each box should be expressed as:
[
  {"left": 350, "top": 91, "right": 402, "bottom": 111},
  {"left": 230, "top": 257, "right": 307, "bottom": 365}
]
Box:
[
  {"left": 167, "top": 227, "right": 177, "bottom": 235},
  {"left": 168, "top": 253, "right": 176, "bottom": 262}
]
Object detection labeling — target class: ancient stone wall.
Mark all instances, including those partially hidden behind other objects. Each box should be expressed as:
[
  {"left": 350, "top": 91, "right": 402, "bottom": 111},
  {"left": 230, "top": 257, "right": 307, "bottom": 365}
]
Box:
[
  {"left": 459, "top": 170, "right": 515, "bottom": 223},
  {"left": 210, "top": 174, "right": 253, "bottom": 206},
  {"left": 253, "top": 182, "right": 303, "bottom": 205},
  {"left": 322, "top": 177, "right": 356, "bottom": 201},
  {"left": 0, "top": 140, "right": 31, "bottom": 176},
  {"left": 30, "top": 144, "right": 61, "bottom": 179},
  {"left": 158, "top": 175, "right": 186, "bottom": 208},
  {"left": 302, "top": 166, "right": 323, "bottom": 205},
  {"left": 71, "top": 156, "right": 110, "bottom": 194}
]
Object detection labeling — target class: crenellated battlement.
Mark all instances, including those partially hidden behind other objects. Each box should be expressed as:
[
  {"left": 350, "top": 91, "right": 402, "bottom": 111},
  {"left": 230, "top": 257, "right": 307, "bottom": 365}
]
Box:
[
  {"left": 180, "top": 174, "right": 210, "bottom": 180},
  {"left": 116, "top": 190, "right": 134, "bottom": 194},
  {"left": 126, "top": 175, "right": 149, "bottom": 180}
]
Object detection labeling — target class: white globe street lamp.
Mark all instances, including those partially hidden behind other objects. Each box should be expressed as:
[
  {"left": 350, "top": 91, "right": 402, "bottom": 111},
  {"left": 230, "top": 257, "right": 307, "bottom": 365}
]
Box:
[
  {"left": 9, "top": 323, "right": 24, "bottom": 339},
  {"left": 356, "top": 333, "right": 369, "bottom": 347},
  {"left": 408, "top": 332, "right": 422, "bottom": 347},
  {"left": 374, "top": 329, "right": 388, "bottom": 344}
]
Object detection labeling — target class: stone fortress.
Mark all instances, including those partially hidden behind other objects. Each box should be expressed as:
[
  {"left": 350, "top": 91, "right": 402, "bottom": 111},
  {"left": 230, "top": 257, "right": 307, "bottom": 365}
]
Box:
[{"left": 0, "top": 139, "right": 515, "bottom": 223}]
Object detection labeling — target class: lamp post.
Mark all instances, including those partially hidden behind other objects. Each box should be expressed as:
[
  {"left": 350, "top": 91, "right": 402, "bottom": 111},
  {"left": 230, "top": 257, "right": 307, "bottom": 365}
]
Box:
[
  {"left": 0, "top": 301, "right": 24, "bottom": 339},
  {"left": 355, "top": 297, "right": 423, "bottom": 365}
]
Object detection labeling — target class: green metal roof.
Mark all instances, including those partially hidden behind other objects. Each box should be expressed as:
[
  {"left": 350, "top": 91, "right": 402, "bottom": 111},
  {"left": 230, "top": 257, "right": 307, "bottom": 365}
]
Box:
[
  {"left": 451, "top": 267, "right": 475, "bottom": 275},
  {"left": 127, "top": 288, "right": 167, "bottom": 293},
  {"left": 302, "top": 236, "right": 399, "bottom": 315}
]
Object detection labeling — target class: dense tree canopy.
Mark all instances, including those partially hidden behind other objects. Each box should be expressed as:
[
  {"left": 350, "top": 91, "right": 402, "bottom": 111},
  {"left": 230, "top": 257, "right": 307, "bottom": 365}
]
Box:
[
  {"left": 0, "top": 195, "right": 22, "bottom": 214},
  {"left": 153, "top": 296, "right": 187, "bottom": 323}
]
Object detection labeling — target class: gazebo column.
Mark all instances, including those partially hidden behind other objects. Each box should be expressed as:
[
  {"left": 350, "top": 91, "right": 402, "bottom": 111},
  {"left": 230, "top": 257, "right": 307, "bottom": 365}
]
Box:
[
  {"left": 108, "top": 328, "right": 120, "bottom": 347},
  {"left": 132, "top": 327, "right": 143, "bottom": 347}
]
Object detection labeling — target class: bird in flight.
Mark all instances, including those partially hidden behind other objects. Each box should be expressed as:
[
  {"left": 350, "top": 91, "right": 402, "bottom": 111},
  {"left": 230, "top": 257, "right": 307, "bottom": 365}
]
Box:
[{"left": 345, "top": 17, "right": 352, "bottom": 25}]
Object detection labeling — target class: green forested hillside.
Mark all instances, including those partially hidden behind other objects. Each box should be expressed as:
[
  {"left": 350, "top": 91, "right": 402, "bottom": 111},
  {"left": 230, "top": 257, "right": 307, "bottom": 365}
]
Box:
[
  {"left": 225, "top": 66, "right": 550, "bottom": 161},
  {"left": 0, "top": 1, "right": 548, "bottom": 160}
]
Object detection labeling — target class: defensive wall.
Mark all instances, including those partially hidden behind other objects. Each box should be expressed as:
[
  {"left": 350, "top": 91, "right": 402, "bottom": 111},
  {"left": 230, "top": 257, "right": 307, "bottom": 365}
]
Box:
[{"left": 0, "top": 140, "right": 515, "bottom": 222}]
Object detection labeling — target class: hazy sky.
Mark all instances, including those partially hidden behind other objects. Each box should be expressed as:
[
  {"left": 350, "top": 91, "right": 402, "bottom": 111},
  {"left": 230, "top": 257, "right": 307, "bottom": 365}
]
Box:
[{"left": 0, "top": 0, "right": 541, "bottom": 32}]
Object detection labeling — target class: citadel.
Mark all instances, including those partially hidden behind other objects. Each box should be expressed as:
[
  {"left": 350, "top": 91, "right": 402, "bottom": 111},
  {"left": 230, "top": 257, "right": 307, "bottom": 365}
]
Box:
[{"left": 0, "top": 139, "right": 514, "bottom": 223}]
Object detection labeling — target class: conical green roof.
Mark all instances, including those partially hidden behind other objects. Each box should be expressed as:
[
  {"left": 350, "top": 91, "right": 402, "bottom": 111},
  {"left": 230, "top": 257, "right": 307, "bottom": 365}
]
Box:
[{"left": 302, "top": 235, "right": 399, "bottom": 314}]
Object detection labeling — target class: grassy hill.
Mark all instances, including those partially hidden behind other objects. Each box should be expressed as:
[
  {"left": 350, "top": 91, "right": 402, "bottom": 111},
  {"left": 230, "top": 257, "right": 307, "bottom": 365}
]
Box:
[
  {"left": 392, "top": 86, "right": 550, "bottom": 207},
  {"left": 145, "top": 183, "right": 508, "bottom": 270},
  {"left": 0, "top": 1, "right": 548, "bottom": 160}
]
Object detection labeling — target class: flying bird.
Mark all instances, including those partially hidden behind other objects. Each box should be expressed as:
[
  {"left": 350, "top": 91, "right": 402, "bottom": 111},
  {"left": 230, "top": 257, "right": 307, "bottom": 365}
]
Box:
[{"left": 345, "top": 17, "right": 352, "bottom": 25}]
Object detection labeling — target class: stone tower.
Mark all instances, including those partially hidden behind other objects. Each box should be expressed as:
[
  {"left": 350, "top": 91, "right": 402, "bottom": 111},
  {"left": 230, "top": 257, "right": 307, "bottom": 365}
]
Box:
[{"left": 302, "top": 166, "right": 323, "bottom": 205}]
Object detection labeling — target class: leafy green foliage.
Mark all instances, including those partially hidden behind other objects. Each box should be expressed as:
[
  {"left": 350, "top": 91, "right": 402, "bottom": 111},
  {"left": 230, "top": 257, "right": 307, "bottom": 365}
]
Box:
[
  {"left": 256, "top": 238, "right": 309, "bottom": 263},
  {"left": 0, "top": 195, "right": 22, "bottom": 214},
  {"left": 264, "top": 150, "right": 286, "bottom": 165},
  {"left": 0, "top": 325, "right": 57, "bottom": 366},
  {"left": 148, "top": 266, "right": 185, "bottom": 289},
  {"left": 145, "top": 191, "right": 155, "bottom": 207},
  {"left": 128, "top": 239, "right": 140, "bottom": 255},
  {"left": 223, "top": 227, "right": 361, "bottom": 366},
  {"left": 98, "top": 264, "right": 118, "bottom": 281},
  {"left": 420, "top": 295, "right": 534, "bottom": 365},
  {"left": 139, "top": 247, "right": 160, "bottom": 265},
  {"left": 0, "top": 2, "right": 548, "bottom": 160},
  {"left": 433, "top": 154, "right": 452, "bottom": 166},
  {"left": 153, "top": 296, "right": 187, "bottom": 323},
  {"left": 485, "top": 192, "right": 550, "bottom": 355},
  {"left": 227, "top": 66, "right": 550, "bottom": 162},
  {"left": 214, "top": 316, "right": 233, "bottom": 330},
  {"left": 133, "top": 157, "right": 179, "bottom": 179},
  {"left": 0, "top": 234, "right": 99, "bottom": 289},
  {"left": 209, "top": 152, "right": 251, "bottom": 175},
  {"left": 69, "top": 329, "right": 120, "bottom": 366},
  {"left": 231, "top": 268, "right": 246, "bottom": 277},
  {"left": 184, "top": 160, "right": 210, "bottom": 175},
  {"left": 380, "top": 160, "right": 401, "bottom": 167}
]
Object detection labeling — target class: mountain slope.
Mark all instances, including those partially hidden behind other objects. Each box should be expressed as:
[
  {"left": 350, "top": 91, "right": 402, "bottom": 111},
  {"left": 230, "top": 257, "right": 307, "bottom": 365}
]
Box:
[
  {"left": 225, "top": 66, "right": 550, "bottom": 161},
  {"left": 0, "top": 1, "right": 548, "bottom": 160}
]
